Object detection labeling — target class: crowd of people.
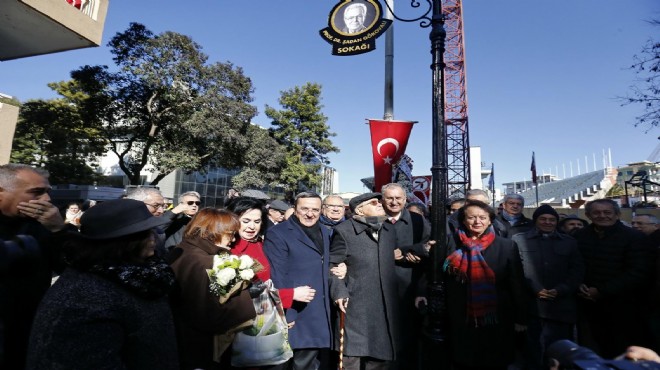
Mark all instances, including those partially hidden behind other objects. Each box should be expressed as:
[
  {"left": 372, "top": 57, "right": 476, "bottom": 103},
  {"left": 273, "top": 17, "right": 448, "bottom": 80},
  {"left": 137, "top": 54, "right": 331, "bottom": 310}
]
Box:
[{"left": 0, "top": 163, "right": 659, "bottom": 370}]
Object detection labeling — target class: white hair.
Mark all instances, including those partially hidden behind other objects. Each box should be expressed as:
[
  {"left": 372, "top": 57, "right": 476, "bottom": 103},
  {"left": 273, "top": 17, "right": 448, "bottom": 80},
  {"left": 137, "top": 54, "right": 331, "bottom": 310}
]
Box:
[{"left": 345, "top": 2, "right": 367, "bottom": 17}]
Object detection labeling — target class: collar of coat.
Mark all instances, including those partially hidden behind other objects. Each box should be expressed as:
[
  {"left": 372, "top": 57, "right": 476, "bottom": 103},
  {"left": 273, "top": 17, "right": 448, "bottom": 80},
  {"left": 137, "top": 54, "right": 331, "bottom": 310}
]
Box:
[{"left": 178, "top": 235, "right": 224, "bottom": 255}]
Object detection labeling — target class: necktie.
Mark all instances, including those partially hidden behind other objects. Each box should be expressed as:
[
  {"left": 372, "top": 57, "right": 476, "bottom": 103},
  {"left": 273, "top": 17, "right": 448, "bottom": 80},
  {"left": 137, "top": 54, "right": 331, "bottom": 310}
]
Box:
[{"left": 390, "top": 217, "right": 397, "bottom": 224}]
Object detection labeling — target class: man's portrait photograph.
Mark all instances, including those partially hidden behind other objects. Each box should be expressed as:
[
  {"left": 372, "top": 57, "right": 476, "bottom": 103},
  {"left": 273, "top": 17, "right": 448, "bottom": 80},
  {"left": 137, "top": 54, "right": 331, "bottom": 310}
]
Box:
[{"left": 332, "top": 1, "right": 377, "bottom": 35}]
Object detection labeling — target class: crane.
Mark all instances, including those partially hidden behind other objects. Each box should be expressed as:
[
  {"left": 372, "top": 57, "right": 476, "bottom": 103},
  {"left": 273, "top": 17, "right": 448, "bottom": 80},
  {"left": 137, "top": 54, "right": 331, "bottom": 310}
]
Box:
[{"left": 442, "top": 0, "right": 471, "bottom": 196}]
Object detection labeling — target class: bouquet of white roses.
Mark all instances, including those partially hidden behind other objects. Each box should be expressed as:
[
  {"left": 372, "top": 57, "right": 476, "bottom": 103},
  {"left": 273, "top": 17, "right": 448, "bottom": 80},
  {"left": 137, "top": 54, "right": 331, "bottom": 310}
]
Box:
[{"left": 207, "top": 253, "right": 264, "bottom": 304}]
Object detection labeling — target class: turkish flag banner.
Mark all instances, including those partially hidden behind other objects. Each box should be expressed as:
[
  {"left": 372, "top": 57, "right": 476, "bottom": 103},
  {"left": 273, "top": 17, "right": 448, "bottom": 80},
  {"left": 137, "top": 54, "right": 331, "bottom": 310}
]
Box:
[{"left": 368, "top": 119, "right": 416, "bottom": 192}]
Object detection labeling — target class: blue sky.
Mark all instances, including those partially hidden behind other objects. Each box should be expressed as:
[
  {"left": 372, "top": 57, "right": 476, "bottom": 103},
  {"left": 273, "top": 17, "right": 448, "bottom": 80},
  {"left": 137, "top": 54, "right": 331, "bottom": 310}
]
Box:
[{"left": 2, "top": 0, "right": 659, "bottom": 193}]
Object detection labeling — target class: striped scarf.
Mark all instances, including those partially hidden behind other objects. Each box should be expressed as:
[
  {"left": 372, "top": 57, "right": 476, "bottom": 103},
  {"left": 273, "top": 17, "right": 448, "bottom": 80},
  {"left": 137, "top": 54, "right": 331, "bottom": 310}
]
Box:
[{"left": 443, "top": 227, "right": 498, "bottom": 327}]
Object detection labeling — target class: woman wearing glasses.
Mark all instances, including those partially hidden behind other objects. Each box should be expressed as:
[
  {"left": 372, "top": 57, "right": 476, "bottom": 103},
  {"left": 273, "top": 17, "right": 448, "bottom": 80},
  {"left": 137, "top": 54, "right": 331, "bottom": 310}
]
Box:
[{"left": 168, "top": 208, "right": 256, "bottom": 370}]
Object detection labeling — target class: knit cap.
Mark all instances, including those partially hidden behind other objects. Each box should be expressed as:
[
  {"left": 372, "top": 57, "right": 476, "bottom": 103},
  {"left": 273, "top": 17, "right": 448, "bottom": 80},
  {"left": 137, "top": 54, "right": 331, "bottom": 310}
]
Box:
[{"left": 532, "top": 204, "right": 559, "bottom": 222}]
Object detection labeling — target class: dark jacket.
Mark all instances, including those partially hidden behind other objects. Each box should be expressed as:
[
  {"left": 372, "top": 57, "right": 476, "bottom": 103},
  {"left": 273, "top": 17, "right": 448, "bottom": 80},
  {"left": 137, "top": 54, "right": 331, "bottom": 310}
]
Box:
[
  {"left": 263, "top": 218, "right": 332, "bottom": 350},
  {"left": 329, "top": 218, "right": 400, "bottom": 361},
  {"left": 513, "top": 228, "right": 584, "bottom": 323},
  {"left": 497, "top": 213, "right": 534, "bottom": 238},
  {"left": 574, "top": 221, "right": 656, "bottom": 357},
  {"left": 169, "top": 237, "right": 256, "bottom": 370},
  {"left": 574, "top": 221, "right": 654, "bottom": 300},
  {"left": 26, "top": 268, "right": 178, "bottom": 370},
  {"left": 0, "top": 216, "right": 68, "bottom": 370},
  {"left": 444, "top": 233, "right": 527, "bottom": 368},
  {"left": 163, "top": 212, "right": 192, "bottom": 251},
  {"left": 390, "top": 209, "right": 430, "bottom": 297}
]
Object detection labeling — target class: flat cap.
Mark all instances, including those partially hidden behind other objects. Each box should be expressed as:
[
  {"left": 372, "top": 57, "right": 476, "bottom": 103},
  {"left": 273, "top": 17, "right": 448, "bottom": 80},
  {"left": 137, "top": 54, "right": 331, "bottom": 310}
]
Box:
[
  {"left": 268, "top": 199, "right": 290, "bottom": 211},
  {"left": 349, "top": 192, "right": 382, "bottom": 212}
]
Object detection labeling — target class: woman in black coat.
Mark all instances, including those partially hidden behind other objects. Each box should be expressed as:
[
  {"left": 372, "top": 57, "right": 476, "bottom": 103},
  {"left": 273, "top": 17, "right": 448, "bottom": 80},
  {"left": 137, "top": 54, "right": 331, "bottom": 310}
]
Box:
[
  {"left": 443, "top": 200, "right": 527, "bottom": 370},
  {"left": 27, "top": 199, "right": 179, "bottom": 370}
]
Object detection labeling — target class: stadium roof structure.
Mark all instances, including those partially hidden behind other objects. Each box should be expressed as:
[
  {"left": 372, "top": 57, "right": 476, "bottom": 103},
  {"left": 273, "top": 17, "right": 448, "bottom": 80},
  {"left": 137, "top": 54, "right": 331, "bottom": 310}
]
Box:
[{"left": 517, "top": 169, "right": 616, "bottom": 208}]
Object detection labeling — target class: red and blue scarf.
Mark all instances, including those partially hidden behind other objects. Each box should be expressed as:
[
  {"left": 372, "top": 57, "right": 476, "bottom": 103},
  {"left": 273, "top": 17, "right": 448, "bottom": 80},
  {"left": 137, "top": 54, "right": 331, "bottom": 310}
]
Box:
[{"left": 443, "top": 227, "right": 498, "bottom": 326}]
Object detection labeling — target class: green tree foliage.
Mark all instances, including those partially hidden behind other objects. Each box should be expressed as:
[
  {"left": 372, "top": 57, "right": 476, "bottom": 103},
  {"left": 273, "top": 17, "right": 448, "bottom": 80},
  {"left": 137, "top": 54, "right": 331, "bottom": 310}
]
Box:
[
  {"left": 266, "top": 83, "right": 339, "bottom": 192},
  {"left": 10, "top": 83, "right": 107, "bottom": 184},
  {"left": 622, "top": 20, "right": 659, "bottom": 131},
  {"left": 230, "top": 124, "right": 286, "bottom": 190},
  {"left": 68, "top": 23, "right": 269, "bottom": 185}
]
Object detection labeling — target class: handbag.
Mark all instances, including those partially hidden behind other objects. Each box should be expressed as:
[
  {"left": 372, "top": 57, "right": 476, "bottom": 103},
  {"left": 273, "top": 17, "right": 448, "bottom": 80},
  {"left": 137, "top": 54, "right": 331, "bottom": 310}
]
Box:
[{"left": 231, "top": 279, "right": 293, "bottom": 367}]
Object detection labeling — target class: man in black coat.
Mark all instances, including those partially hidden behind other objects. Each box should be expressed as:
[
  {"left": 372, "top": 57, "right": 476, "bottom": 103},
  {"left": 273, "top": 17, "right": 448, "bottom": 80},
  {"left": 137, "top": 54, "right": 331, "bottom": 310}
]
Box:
[
  {"left": 0, "top": 164, "right": 68, "bottom": 370},
  {"left": 264, "top": 193, "right": 332, "bottom": 370},
  {"left": 381, "top": 183, "right": 432, "bottom": 370},
  {"left": 575, "top": 199, "right": 656, "bottom": 358},
  {"left": 513, "top": 205, "right": 584, "bottom": 369},
  {"left": 330, "top": 192, "right": 400, "bottom": 369}
]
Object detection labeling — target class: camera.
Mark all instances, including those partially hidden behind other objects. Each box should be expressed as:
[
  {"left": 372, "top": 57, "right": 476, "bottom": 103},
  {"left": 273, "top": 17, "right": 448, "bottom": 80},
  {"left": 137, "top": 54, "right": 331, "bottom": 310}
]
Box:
[{"left": 546, "top": 340, "right": 660, "bottom": 370}]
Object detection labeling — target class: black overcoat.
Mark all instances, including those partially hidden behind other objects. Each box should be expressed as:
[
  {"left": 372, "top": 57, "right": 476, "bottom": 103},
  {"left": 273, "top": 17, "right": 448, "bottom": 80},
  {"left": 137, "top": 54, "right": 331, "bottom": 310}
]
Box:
[
  {"left": 513, "top": 229, "right": 584, "bottom": 323},
  {"left": 444, "top": 233, "right": 527, "bottom": 368},
  {"left": 263, "top": 219, "right": 333, "bottom": 350},
  {"left": 330, "top": 218, "right": 400, "bottom": 361}
]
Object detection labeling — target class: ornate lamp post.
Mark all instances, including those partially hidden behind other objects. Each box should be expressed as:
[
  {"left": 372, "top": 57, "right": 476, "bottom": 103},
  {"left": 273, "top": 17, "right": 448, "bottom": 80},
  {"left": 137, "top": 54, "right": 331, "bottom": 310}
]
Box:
[
  {"left": 386, "top": 0, "right": 448, "bottom": 369},
  {"left": 383, "top": 0, "right": 449, "bottom": 350}
]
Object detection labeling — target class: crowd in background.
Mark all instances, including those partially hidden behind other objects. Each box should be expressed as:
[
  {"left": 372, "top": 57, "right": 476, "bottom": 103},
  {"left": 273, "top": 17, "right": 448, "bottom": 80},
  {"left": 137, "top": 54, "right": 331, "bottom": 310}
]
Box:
[{"left": 1, "top": 163, "right": 659, "bottom": 370}]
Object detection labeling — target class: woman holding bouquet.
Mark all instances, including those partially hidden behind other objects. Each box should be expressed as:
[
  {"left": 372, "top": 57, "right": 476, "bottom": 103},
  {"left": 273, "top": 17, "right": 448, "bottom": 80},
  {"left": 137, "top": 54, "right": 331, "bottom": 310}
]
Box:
[
  {"left": 168, "top": 208, "right": 256, "bottom": 370},
  {"left": 227, "top": 197, "right": 312, "bottom": 309},
  {"left": 226, "top": 197, "right": 318, "bottom": 368}
]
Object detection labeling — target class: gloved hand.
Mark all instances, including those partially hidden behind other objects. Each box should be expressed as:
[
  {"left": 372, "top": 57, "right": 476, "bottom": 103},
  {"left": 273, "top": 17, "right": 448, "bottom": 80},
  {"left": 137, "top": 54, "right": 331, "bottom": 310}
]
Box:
[{"left": 248, "top": 280, "right": 267, "bottom": 299}]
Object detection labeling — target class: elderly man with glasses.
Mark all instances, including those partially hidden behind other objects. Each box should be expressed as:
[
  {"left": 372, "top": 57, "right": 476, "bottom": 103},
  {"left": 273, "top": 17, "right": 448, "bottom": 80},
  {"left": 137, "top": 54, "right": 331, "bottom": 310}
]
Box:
[
  {"left": 330, "top": 192, "right": 401, "bottom": 370},
  {"left": 264, "top": 192, "right": 333, "bottom": 370},
  {"left": 320, "top": 195, "right": 346, "bottom": 233}
]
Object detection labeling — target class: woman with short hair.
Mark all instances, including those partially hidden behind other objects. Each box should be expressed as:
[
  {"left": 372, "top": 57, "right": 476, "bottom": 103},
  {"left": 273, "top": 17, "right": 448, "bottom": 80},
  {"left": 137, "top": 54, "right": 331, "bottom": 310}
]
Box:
[
  {"left": 168, "top": 208, "right": 256, "bottom": 370},
  {"left": 444, "top": 200, "right": 527, "bottom": 370}
]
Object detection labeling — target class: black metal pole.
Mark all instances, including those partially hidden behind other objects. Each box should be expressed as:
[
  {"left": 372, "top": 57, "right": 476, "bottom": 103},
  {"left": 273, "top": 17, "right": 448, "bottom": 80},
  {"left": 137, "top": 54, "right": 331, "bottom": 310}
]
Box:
[
  {"left": 421, "top": 3, "right": 450, "bottom": 369},
  {"left": 425, "top": 0, "right": 447, "bottom": 342}
]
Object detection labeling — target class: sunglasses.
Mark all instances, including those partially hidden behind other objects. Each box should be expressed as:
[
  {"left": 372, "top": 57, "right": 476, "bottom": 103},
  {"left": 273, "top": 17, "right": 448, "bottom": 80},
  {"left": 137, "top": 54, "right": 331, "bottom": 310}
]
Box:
[{"left": 186, "top": 201, "right": 202, "bottom": 206}]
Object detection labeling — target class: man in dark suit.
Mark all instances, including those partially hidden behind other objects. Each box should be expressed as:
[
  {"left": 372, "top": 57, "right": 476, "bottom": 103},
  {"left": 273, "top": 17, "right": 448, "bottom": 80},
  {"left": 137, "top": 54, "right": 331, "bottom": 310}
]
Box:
[
  {"left": 381, "top": 183, "right": 431, "bottom": 370},
  {"left": 264, "top": 192, "right": 332, "bottom": 370},
  {"left": 330, "top": 192, "right": 400, "bottom": 369},
  {"left": 575, "top": 199, "right": 655, "bottom": 358}
]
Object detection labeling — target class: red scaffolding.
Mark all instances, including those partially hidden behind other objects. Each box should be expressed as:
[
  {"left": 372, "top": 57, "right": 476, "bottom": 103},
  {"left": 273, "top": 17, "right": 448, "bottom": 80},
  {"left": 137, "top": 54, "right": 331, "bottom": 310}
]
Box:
[{"left": 442, "top": 0, "right": 471, "bottom": 196}]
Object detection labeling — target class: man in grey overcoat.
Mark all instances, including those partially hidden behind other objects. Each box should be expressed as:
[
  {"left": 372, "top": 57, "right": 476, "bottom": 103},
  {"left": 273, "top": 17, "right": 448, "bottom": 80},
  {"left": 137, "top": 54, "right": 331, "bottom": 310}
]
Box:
[
  {"left": 330, "top": 192, "right": 400, "bottom": 370},
  {"left": 513, "top": 204, "right": 584, "bottom": 369}
]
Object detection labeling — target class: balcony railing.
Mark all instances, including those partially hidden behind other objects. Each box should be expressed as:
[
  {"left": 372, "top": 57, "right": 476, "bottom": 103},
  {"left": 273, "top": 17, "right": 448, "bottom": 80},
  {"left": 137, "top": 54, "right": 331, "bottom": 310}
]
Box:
[
  {"left": 0, "top": 0, "right": 109, "bottom": 61},
  {"left": 65, "top": 0, "right": 100, "bottom": 20}
]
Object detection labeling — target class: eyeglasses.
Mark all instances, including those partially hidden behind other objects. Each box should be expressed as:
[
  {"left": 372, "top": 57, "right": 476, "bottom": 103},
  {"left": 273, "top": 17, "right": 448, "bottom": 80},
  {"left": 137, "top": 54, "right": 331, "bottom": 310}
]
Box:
[
  {"left": 185, "top": 201, "right": 202, "bottom": 206},
  {"left": 360, "top": 199, "right": 381, "bottom": 207},
  {"left": 270, "top": 209, "right": 286, "bottom": 215},
  {"left": 631, "top": 221, "right": 655, "bottom": 226},
  {"left": 323, "top": 204, "right": 344, "bottom": 209},
  {"left": 298, "top": 207, "right": 321, "bottom": 215},
  {"left": 145, "top": 203, "right": 165, "bottom": 210}
]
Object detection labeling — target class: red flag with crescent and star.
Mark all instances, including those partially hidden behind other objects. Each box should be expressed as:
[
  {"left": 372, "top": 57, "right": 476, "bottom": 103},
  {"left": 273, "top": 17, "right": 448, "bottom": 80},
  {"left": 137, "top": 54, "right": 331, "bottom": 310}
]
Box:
[{"left": 368, "top": 119, "right": 416, "bottom": 192}]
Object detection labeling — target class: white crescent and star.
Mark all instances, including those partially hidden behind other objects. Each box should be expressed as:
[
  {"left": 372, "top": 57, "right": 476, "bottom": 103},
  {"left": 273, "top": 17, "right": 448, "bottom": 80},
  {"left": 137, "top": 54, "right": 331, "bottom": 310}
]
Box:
[{"left": 377, "top": 138, "right": 400, "bottom": 164}]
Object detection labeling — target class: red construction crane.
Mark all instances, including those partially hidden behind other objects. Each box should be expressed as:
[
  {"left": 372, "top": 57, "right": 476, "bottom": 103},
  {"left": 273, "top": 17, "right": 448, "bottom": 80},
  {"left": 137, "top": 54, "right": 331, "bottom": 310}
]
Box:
[{"left": 442, "top": 0, "right": 471, "bottom": 196}]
